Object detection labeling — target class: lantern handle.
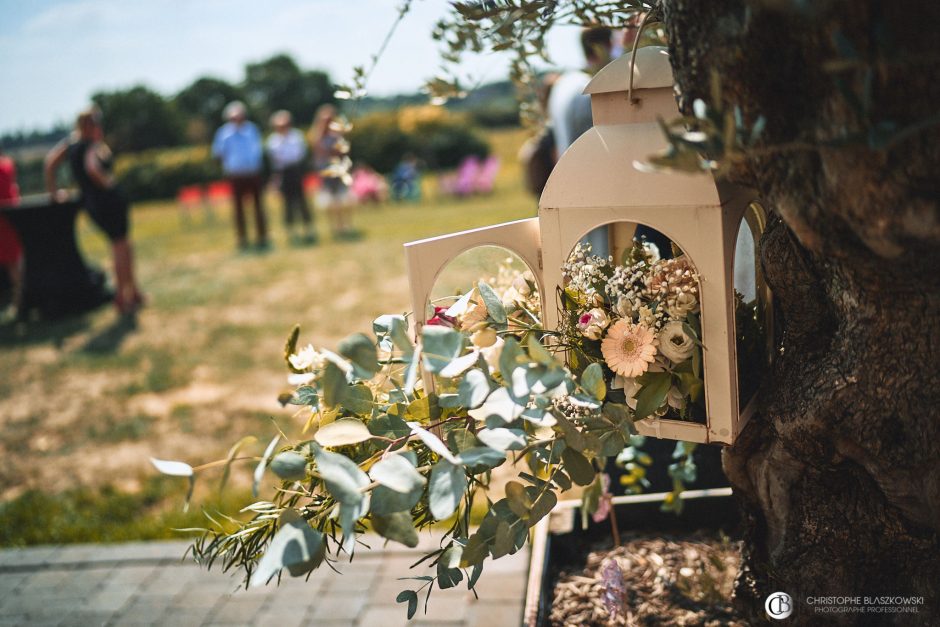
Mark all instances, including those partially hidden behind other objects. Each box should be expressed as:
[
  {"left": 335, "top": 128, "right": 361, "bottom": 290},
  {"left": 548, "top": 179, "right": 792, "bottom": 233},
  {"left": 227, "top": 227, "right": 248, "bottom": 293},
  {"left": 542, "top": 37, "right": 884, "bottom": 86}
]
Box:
[{"left": 627, "top": 7, "right": 657, "bottom": 106}]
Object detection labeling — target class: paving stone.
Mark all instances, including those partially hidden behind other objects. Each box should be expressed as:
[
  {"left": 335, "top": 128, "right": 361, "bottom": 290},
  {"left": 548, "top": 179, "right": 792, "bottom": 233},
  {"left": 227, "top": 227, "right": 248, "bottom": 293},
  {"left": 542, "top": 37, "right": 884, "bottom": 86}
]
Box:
[
  {"left": 0, "top": 571, "right": 30, "bottom": 597},
  {"left": 250, "top": 608, "right": 310, "bottom": 627},
  {"left": 465, "top": 600, "right": 524, "bottom": 627},
  {"left": 467, "top": 573, "right": 527, "bottom": 602},
  {"left": 357, "top": 603, "right": 411, "bottom": 627},
  {"left": 307, "top": 592, "right": 368, "bottom": 622},
  {"left": 0, "top": 545, "right": 61, "bottom": 568},
  {"left": 60, "top": 610, "right": 115, "bottom": 626}
]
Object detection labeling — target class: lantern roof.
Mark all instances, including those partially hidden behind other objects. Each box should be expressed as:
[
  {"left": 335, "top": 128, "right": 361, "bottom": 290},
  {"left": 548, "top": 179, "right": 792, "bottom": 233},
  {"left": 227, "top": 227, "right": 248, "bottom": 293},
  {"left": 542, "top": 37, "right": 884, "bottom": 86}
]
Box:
[
  {"left": 584, "top": 46, "right": 673, "bottom": 96},
  {"left": 539, "top": 122, "right": 721, "bottom": 210}
]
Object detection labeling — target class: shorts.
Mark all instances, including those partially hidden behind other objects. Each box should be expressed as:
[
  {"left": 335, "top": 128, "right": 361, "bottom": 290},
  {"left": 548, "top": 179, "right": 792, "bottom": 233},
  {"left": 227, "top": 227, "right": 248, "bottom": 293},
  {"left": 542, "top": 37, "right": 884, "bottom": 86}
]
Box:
[{"left": 86, "top": 188, "right": 130, "bottom": 242}]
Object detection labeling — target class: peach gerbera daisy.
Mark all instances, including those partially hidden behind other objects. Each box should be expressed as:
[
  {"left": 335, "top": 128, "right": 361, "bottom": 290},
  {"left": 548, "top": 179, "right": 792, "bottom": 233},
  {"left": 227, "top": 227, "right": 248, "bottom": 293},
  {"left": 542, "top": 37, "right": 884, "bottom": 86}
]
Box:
[{"left": 601, "top": 321, "right": 658, "bottom": 378}]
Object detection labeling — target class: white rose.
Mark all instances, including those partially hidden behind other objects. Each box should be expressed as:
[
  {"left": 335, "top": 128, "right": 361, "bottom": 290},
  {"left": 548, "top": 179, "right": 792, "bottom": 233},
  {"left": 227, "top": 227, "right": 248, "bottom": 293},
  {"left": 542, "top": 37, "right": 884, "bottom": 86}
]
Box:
[
  {"left": 667, "top": 291, "right": 699, "bottom": 319},
  {"left": 577, "top": 308, "right": 610, "bottom": 340},
  {"left": 658, "top": 321, "right": 695, "bottom": 362},
  {"left": 511, "top": 275, "right": 531, "bottom": 296}
]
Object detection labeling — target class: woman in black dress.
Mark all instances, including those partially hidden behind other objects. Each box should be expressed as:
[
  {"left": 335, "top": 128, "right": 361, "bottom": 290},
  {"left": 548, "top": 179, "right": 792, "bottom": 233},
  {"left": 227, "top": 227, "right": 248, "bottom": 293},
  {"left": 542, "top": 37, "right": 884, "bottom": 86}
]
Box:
[{"left": 44, "top": 108, "right": 143, "bottom": 314}]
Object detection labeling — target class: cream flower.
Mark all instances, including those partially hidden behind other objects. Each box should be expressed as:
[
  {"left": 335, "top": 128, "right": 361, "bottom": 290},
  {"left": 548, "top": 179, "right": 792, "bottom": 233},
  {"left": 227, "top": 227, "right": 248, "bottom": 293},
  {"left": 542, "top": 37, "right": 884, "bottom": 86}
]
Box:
[
  {"left": 471, "top": 327, "right": 497, "bottom": 348},
  {"left": 511, "top": 274, "right": 531, "bottom": 297},
  {"left": 481, "top": 336, "right": 505, "bottom": 374},
  {"left": 577, "top": 308, "right": 610, "bottom": 340},
  {"left": 614, "top": 296, "right": 634, "bottom": 319},
  {"left": 637, "top": 305, "right": 655, "bottom": 327},
  {"left": 459, "top": 300, "right": 488, "bottom": 329},
  {"left": 289, "top": 344, "right": 324, "bottom": 371},
  {"left": 667, "top": 291, "right": 699, "bottom": 319},
  {"left": 658, "top": 321, "right": 695, "bottom": 363},
  {"left": 601, "top": 321, "right": 658, "bottom": 378}
]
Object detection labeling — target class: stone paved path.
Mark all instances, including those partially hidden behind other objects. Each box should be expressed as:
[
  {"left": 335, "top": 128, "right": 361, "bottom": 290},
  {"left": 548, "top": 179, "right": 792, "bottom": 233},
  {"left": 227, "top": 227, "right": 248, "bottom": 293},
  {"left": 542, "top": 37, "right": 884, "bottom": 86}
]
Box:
[{"left": 0, "top": 536, "right": 528, "bottom": 627}]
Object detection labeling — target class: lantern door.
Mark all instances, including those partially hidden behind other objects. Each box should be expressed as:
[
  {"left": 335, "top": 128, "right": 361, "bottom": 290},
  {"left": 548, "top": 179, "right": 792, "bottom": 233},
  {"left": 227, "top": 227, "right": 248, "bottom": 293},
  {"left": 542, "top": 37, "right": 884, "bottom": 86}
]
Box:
[{"left": 403, "top": 218, "right": 543, "bottom": 339}]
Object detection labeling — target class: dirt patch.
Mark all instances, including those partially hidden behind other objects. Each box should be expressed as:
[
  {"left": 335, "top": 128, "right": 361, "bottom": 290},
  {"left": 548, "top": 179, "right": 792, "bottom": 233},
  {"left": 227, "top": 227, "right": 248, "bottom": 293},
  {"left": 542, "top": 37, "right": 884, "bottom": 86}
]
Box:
[{"left": 550, "top": 532, "right": 743, "bottom": 626}]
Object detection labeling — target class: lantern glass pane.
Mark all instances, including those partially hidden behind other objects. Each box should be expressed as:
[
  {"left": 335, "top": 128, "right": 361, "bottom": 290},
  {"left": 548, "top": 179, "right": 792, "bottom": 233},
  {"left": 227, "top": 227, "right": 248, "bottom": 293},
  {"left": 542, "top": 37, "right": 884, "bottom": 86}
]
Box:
[
  {"left": 428, "top": 245, "right": 541, "bottom": 323},
  {"left": 561, "top": 223, "right": 707, "bottom": 426},
  {"left": 734, "top": 201, "right": 770, "bottom": 411}
]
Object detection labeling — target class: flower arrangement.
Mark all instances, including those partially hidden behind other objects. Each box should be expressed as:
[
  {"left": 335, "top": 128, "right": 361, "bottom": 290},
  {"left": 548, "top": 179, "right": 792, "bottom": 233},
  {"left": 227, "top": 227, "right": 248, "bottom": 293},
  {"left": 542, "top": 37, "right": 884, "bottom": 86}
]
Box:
[
  {"left": 557, "top": 242, "right": 705, "bottom": 425},
  {"left": 151, "top": 242, "right": 718, "bottom": 618}
]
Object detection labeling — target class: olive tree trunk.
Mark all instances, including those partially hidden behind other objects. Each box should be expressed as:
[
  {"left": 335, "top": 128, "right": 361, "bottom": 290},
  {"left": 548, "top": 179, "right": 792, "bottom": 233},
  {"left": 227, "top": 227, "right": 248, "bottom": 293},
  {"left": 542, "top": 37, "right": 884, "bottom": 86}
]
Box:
[{"left": 663, "top": 1, "right": 940, "bottom": 623}]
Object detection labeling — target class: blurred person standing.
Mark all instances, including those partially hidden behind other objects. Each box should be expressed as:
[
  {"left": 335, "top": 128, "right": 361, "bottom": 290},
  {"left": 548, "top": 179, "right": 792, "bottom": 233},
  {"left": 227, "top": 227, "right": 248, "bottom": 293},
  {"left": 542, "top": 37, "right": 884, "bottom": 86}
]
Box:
[
  {"left": 44, "top": 108, "right": 143, "bottom": 315},
  {"left": 212, "top": 101, "right": 268, "bottom": 250},
  {"left": 266, "top": 110, "right": 315, "bottom": 244},
  {"left": 0, "top": 144, "right": 23, "bottom": 311},
  {"left": 309, "top": 104, "right": 356, "bottom": 240},
  {"left": 547, "top": 26, "right": 613, "bottom": 256}
]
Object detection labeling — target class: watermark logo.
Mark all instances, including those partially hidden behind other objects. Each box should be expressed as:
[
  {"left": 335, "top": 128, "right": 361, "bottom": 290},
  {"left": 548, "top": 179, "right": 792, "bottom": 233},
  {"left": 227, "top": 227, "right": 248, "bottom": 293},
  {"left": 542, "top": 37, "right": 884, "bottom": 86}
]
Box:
[{"left": 766, "top": 592, "right": 794, "bottom": 619}]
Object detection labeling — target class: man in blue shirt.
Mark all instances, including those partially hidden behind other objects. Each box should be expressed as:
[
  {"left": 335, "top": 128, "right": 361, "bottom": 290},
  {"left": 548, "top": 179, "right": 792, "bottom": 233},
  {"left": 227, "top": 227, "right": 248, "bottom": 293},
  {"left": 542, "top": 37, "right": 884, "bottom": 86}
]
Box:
[{"left": 212, "top": 101, "right": 268, "bottom": 250}]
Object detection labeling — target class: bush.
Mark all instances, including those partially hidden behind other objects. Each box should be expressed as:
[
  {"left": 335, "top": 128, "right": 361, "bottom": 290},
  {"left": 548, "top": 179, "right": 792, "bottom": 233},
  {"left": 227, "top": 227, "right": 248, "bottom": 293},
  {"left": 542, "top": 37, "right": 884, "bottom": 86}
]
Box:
[
  {"left": 348, "top": 106, "right": 490, "bottom": 174},
  {"left": 114, "top": 145, "right": 223, "bottom": 202}
]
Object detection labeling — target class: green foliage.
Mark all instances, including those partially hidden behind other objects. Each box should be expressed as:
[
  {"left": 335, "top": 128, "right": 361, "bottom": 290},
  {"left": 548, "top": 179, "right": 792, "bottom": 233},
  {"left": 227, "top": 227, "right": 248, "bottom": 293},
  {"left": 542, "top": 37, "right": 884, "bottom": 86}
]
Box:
[
  {"left": 0, "top": 478, "right": 250, "bottom": 547},
  {"left": 243, "top": 54, "right": 335, "bottom": 125},
  {"left": 174, "top": 76, "right": 246, "bottom": 143},
  {"left": 113, "top": 144, "right": 222, "bottom": 202},
  {"left": 92, "top": 85, "right": 186, "bottom": 153},
  {"left": 347, "top": 108, "right": 490, "bottom": 173}
]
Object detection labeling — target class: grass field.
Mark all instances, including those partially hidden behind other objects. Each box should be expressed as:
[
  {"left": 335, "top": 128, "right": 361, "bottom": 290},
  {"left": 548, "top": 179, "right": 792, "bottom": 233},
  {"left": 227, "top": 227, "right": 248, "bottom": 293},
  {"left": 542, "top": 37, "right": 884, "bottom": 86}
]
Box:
[{"left": 0, "top": 128, "right": 538, "bottom": 546}]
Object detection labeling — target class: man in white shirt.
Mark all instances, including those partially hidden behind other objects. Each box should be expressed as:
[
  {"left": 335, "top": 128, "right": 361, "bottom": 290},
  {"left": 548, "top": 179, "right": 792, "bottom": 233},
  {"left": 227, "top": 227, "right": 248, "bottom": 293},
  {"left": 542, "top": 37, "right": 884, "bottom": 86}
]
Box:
[{"left": 266, "top": 110, "right": 315, "bottom": 243}]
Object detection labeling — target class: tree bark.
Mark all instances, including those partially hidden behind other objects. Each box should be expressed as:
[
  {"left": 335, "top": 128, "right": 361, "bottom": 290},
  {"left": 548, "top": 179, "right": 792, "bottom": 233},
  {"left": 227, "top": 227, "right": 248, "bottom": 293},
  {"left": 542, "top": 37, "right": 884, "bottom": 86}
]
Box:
[{"left": 663, "top": 1, "right": 940, "bottom": 624}]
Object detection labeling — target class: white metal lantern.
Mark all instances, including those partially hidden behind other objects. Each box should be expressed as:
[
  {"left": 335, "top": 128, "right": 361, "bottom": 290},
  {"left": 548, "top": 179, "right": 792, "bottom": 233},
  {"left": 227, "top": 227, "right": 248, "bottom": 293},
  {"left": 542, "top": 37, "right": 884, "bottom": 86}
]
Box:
[{"left": 404, "top": 46, "right": 770, "bottom": 446}]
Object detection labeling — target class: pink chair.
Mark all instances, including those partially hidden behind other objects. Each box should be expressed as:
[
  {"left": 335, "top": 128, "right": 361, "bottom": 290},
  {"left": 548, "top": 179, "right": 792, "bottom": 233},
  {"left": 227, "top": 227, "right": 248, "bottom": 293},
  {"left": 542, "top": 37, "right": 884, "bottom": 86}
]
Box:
[
  {"left": 474, "top": 156, "right": 500, "bottom": 194},
  {"left": 454, "top": 156, "right": 481, "bottom": 197}
]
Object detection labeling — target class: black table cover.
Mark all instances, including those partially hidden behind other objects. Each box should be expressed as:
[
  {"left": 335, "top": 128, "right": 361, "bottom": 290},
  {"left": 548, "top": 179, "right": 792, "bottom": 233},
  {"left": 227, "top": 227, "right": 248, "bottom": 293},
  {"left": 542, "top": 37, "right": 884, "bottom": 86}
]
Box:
[{"left": 1, "top": 193, "right": 112, "bottom": 319}]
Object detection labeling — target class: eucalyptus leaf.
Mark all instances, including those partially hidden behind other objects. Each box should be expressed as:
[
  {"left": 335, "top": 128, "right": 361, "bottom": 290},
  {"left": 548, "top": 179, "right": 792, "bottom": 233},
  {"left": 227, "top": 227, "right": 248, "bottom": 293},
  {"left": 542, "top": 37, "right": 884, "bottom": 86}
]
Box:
[
  {"left": 477, "top": 427, "right": 527, "bottom": 452},
  {"left": 252, "top": 436, "right": 281, "bottom": 497},
  {"left": 581, "top": 363, "right": 606, "bottom": 401},
  {"left": 341, "top": 384, "right": 374, "bottom": 415},
  {"left": 370, "top": 483, "right": 423, "bottom": 515},
  {"left": 527, "top": 333, "right": 554, "bottom": 365},
  {"left": 396, "top": 590, "right": 418, "bottom": 619},
  {"left": 372, "top": 511, "right": 419, "bottom": 548},
  {"left": 437, "top": 546, "right": 464, "bottom": 589},
  {"left": 315, "top": 418, "right": 373, "bottom": 447},
  {"left": 421, "top": 326, "right": 464, "bottom": 374},
  {"left": 250, "top": 513, "right": 325, "bottom": 586},
  {"left": 269, "top": 451, "right": 308, "bottom": 481},
  {"left": 457, "top": 447, "right": 506, "bottom": 468},
  {"left": 429, "top": 460, "right": 465, "bottom": 520},
  {"left": 477, "top": 281, "right": 507, "bottom": 325},
  {"left": 368, "top": 413, "right": 411, "bottom": 440},
  {"left": 339, "top": 333, "right": 380, "bottom": 375},
  {"left": 373, "top": 314, "right": 413, "bottom": 357},
  {"left": 150, "top": 458, "right": 193, "bottom": 477},
  {"left": 458, "top": 368, "right": 491, "bottom": 409},
  {"left": 370, "top": 454, "right": 426, "bottom": 494},
  {"left": 439, "top": 350, "right": 480, "bottom": 378},
  {"left": 562, "top": 447, "right": 596, "bottom": 486},
  {"left": 467, "top": 387, "right": 524, "bottom": 424},
  {"left": 320, "top": 361, "right": 348, "bottom": 408},
  {"left": 408, "top": 422, "right": 460, "bottom": 465},
  {"left": 314, "top": 445, "right": 370, "bottom": 553}
]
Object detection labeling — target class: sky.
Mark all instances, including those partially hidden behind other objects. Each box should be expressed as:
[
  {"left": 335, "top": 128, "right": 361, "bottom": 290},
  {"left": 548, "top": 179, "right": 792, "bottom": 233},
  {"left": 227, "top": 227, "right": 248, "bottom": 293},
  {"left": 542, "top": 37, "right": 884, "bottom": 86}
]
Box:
[{"left": 0, "top": 0, "right": 586, "bottom": 134}]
